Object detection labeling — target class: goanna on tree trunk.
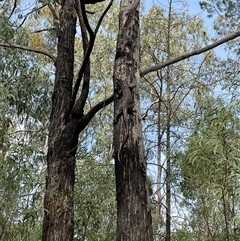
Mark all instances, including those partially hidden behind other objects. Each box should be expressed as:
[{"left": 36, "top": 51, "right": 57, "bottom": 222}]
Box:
[{"left": 113, "top": 0, "right": 153, "bottom": 240}]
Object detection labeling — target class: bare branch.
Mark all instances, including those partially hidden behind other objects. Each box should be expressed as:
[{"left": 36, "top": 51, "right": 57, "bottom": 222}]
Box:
[
  {"left": 80, "top": 0, "right": 94, "bottom": 39},
  {"left": 17, "top": 4, "right": 48, "bottom": 29},
  {"left": 76, "top": 94, "right": 114, "bottom": 133},
  {"left": 141, "top": 98, "right": 161, "bottom": 120},
  {"left": 0, "top": 42, "right": 56, "bottom": 62},
  {"left": 84, "top": 0, "right": 106, "bottom": 4},
  {"left": 93, "top": 0, "right": 114, "bottom": 35},
  {"left": 86, "top": 10, "right": 96, "bottom": 14},
  {"left": 31, "top": 28, "right": 56, "bottom": 34},
  {"left": 70, "top": 0, "right": 92, "bottom": 118},
  {"left": 70, "top": 0, "right": 114, "bottom": 117},
  {"left": 140, "top": 30, "right": 240, "bottom": 77},
  {"left": 169, "top": 84, "right": 194, "bottom": 120},
  {"left": 9, "top": 0, "right": 17, "bottom": 19}
]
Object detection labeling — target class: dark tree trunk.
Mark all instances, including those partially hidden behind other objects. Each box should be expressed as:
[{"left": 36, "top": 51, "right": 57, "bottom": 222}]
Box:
[
  {"left": 113, "top": 0, "right": 153, "bottom": 240},
  {"left": 41, "top": 1, "right": 113, "bottom": 240},
  {"left": 42, "top": 1, "right": 77, "bottom": 240}
]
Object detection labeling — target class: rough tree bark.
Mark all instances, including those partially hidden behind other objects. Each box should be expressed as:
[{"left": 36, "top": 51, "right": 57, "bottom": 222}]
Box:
[
  {"left": 113, "top": 0, "right": 153, "bottom": 240},
  {"left": 0, "top": 1, "right": 239, "bottom": 241},
  {"left": 41, "top": 1, "right": 113, "bottom": 240}
]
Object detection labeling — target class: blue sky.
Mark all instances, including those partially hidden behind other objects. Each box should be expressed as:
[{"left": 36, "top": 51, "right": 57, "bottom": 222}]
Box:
[
  {"left": 143, "top": 0, "right": 228, "bottom": 58},
  {"left": 143, "top": 0, "right": 214, "bottom": 29}
]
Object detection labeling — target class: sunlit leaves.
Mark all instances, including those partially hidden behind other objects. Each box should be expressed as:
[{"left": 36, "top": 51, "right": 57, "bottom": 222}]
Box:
[
  {"left": 178, "top": 96, "right": 240, "bottom": 240},
  {"left": 0, "top": 6, "right": 51, "bottom": 240}
]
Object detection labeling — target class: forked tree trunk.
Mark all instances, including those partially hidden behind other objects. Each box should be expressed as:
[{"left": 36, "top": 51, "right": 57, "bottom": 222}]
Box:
[
  {"left": 113, "top": 0, "right": 153, "bottom": 240},
  {"left": 41, "top": 1, "right": 113, "bottom": 240}
]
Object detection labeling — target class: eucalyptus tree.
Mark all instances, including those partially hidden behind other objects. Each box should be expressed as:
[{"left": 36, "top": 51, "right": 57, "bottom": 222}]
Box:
[
  {"left": 0, "top": 8, "right": 52, "bottom": 241},
  {"left": 200, "top": 0, "right": 240, "bottom": 55},
  {"left": 178, "top": 95, "right": 240, "bottom": 241},
  {"left": 1, "top": 0, "right": 240, "bottom": 241},
  {"left": 140, "top": 2, "right": 217, "bottom": 240}
]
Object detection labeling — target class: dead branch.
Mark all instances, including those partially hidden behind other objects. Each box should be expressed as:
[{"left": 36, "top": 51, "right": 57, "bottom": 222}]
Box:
[
  {"left": 0, "top": 42, "right": 56, "bottom": 62},
  {"left": 140, "top": 30, "right": 240, "bottom": 77},
  {"left": 141, "top": 99, "right": 161, "bottom": 120}
]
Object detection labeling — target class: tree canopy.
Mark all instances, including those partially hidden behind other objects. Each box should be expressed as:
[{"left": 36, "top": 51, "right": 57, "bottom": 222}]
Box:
[{"left": 0, "top": 0, "right": 240, "bottom": 240}]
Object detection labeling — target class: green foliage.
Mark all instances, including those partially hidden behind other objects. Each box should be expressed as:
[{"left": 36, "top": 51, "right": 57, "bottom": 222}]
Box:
[
  {"left": 200, "top": 0, "right": 238, "bottom": 18},
  {"left": 139, "top": 4, "right": 219, "bottom": 240},
  {"left": 177, "top": 96, "right": 240, "bottom": 240},
  {"left": 0, "top": 9, "right": 51, "bottom": 240},
  {"left": 1, "top": 1, "right": 240, "bottom": 240},
  {"left": 74, "top": 154, "right": 116, "bottom": 241},
  {"left": 200, "top": 0, "right": 240, "bottom": 55}
]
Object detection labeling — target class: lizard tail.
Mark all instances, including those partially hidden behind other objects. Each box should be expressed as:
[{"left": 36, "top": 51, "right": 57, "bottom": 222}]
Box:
[{"left": 117, "top": 133, "right": 129, "bottom": 166}]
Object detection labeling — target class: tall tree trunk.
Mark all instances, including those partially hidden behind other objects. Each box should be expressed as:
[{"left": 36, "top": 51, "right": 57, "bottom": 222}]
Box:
[
  {"left": 165, "top": 76, "right": 171, "bottom": 241},
  {"left": 156, "top": 77, "right": 163, "bottom": 223},
  {"left": 165, "top": 3, "right": 172, "bottom": 240},
  {"left": 41, "top": 1, "right": 113, "bottom": 240},
  {"left": 42, "top": 1, "right": 77, "bottom": 240},
  {"left": 113, "top": 0, "right": 153, "bottom": 240}
]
